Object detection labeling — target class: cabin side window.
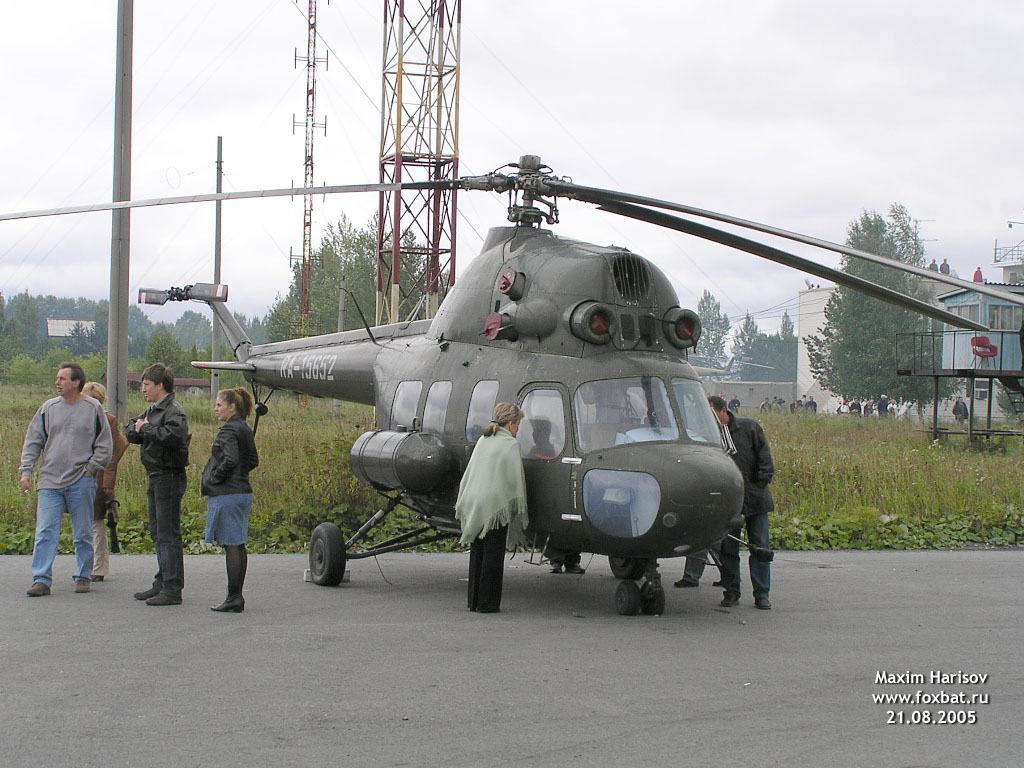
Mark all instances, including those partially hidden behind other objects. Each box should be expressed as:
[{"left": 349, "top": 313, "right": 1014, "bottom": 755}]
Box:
[
  {"left": 573, "top": 377, "right": 678, "bottom": 452},
  {"left": 518, "top": 389, "right": 566, "bottom": 460},
  {"left": 422, "top": 381, "right": 452, "bottom": 435},
  {"left": 466, "top": 380, "right": 499, "bottom": 442},
  {"left": 391, "top": 380, "right": 422, "bottom": 430}
]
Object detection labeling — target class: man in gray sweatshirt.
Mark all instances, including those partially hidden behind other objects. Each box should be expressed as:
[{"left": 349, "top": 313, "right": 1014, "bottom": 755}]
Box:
[{"left": 20, "top": 362, "right": 113, "bottom": 596}]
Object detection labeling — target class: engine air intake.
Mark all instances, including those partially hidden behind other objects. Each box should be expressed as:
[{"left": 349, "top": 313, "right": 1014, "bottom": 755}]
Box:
[{"left": 662, "top": 307, "right": 701, "bottom": 350}]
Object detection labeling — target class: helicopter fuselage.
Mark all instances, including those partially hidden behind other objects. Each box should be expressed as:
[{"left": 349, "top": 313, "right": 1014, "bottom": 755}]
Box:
[{"left": 207, "top": 225, "right": 745, "bottom": 561}]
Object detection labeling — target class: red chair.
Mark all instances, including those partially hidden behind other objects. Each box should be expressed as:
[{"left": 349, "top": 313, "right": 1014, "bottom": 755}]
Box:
[{"left": 971, "top": 336, "right": 998, "bottom": 367}]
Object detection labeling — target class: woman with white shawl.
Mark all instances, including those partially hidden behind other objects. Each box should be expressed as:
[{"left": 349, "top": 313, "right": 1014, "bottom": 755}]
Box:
[{"left": 455, "top": 403, "right": 529, "bottom": 613}]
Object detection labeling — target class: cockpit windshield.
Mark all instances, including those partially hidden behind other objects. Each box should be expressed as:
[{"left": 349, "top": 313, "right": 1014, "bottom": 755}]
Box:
[
  {"left": 574, "top": 377, "right": 678, "bottom": 452},
  {"left": 671, "top": 377, "right": 722, "bottom": 444}
]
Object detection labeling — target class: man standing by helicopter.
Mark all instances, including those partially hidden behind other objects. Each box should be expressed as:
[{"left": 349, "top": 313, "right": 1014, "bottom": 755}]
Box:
[{"left": 708, "top": 395, "right": 774, "bottom": 610}]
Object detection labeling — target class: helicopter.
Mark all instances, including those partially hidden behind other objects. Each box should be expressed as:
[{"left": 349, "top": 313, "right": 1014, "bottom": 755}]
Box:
[{"left": 8, "top": 154, "right": 1022, "bottom": 615}]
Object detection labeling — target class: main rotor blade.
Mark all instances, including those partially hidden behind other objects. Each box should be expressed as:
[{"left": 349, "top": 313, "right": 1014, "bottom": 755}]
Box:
[
  {"left": 0, "top": 180, "right": 452, "bottom": 222},
  {"left": 597, "top": 199, "right": 989, "bottom": 332},
  {"left": 549, "top": 180, "right": 1024, "bottom": 310}
]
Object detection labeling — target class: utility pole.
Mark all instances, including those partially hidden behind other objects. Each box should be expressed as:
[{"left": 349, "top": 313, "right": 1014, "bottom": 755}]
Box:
[
  {"left": 212, "top": 136, "right": 223, "bottom": 399},
  {"left": 106, "top": 0, "right": 133, "bottom": 421}
]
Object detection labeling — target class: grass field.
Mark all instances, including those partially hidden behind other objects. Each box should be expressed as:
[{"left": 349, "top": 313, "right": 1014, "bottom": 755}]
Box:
[{"left": 1, "top": 384, "right": 1021, "bottom": 554}]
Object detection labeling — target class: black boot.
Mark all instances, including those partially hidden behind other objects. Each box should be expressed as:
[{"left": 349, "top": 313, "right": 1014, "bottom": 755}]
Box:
[
  {"left": 211, "top": 593, "right": 245, "bottom": 613},
  {"left": 215, "top": 544, "right": 247, "bottom": 613}
]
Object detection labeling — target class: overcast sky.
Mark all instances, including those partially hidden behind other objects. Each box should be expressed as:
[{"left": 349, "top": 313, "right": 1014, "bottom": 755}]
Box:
[{"left": 2, "top": 1, "right": 1023, "bottom": 337}]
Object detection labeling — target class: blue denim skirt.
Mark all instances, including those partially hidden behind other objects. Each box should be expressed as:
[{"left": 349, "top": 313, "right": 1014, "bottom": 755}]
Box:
[{"left": 205, "top": 493, "right": 253, "bottom": 546}]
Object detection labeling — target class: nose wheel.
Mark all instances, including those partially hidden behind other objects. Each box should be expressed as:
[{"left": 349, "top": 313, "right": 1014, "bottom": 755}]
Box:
[{"left": 614, "top": 559, "right": 665, "bottom": 616}]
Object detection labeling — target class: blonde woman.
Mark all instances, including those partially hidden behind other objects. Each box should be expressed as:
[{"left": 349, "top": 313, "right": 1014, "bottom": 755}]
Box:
[
  {"left": 81, "top": 382, "right": 129, "bottom": 582},
  {"left": 454, "top": 403, "right": 529, "bottom": 613}
]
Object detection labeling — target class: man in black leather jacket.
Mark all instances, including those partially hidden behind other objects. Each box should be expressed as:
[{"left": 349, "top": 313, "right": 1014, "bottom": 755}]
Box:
[
  {"left": 126, "top": 363, "right": 190, "bottom": 606},
  {"left": 708, "top": 395, "right": 774, "bottom": 610}
]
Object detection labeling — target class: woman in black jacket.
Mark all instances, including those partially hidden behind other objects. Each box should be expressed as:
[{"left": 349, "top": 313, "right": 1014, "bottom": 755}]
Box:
[{"left": 202, "top": 387, "right": 259, "bottom": 613}]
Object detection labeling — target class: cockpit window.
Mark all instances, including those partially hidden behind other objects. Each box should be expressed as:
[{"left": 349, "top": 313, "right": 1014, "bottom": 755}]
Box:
[
  {"left": 671, "top": 378, "right": 721, "bottom": 444},
  {"left": 573, "top": 377, "right": 678, "bottom": 452}
]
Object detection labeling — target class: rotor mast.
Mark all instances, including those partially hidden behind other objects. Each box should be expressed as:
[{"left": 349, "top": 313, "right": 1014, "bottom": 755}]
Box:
[{"left": 377, "top": 0, "right": 461, "bottom": 324}]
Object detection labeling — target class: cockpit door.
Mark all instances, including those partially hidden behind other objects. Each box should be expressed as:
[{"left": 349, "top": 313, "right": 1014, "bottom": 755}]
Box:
[{"left": 517, "top": 384, "right": 578, "bottom": 545}]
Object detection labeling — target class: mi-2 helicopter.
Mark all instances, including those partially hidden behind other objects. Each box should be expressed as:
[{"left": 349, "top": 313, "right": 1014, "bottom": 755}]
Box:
[{"left": 6, "top": 154, "right": 1019, "bottom": 615}]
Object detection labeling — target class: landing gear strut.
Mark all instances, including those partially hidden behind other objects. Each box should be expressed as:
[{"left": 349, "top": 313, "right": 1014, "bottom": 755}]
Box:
[{"left": 613, "top": 558, "right": 665, "bottom": 616}]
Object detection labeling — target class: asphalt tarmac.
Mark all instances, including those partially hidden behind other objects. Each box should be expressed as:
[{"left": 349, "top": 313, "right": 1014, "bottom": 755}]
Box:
[{"left": 2, "top": 549, "right": 1020, "bottom": 768}]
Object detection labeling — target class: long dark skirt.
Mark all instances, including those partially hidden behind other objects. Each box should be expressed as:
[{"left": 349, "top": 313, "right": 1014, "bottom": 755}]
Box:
[{"left": 467, "top": 524, "right": 508, "bottom": 613}]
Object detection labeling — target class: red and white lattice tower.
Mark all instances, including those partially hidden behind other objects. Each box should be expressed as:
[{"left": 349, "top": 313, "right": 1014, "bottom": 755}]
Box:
[{"left": 377, "top": 0, "right": 461, "bottom": 324}]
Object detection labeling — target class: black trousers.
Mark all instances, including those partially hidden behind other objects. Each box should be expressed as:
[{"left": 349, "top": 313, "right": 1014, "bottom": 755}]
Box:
[
  {"left": 468, "top": 524, "right": 507, "bottom": 612},
  {"left": 146, "top": 470, "right": 187, "bottom": 598}
]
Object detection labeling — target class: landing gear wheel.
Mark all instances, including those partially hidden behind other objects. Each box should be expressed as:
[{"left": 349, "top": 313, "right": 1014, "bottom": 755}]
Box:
[
  {"left": 309, "top": 522, "right": 347, "bottom": 586},
  {"left": 609, "top": 556, "right": 647, "bottom": 580},
  {"left": 615, "top": 580, "right": 642, "bottom": 616},
  {"left": 640, "top": 586, "right": 665, "bottom": 616}
]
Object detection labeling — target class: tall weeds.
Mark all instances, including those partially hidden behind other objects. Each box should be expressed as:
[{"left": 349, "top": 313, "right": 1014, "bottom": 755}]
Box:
[{"left": 1, "top": 385, "right": 1021, "bottom": 553}]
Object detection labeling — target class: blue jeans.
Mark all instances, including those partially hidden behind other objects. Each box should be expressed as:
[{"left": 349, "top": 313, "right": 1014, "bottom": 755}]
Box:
[
  {"left": 146, "top": 470, "right": 187, "bottom": 598},
  {"left": 718, "top": 513, "right": 771, "bottom": 599},
  {"left": 31, "top": 473, "right": 96, "bottom": 585}
]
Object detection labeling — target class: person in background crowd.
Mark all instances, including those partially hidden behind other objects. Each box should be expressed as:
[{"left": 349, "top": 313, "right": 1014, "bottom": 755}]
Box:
[
  {"left": 804, "top": 395, "right": 817, "bottom": 414},
  {"left": 940, "top": 259, "right": 951, "bottom": 275},
  {"left": 973, "top": 267, "right": 984, "bottom": 282},
  {"left": 81, "top": 382, "right": 129, "bottom": 583},
  {"left": 728, "top": 395, "right": 741, "bottom": 412},
  {"left": 20, "top": 362, "right": 112, "bottom": 596}
]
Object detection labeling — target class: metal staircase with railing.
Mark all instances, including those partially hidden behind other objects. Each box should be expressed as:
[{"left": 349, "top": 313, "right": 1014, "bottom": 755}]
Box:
[{"left": 997, "top": 376, "right": 1024, "bottom": 420}]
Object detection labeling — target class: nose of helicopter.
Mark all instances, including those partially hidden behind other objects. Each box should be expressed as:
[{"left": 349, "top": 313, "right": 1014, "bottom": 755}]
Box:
[
  {"left": 581, "top": 442, "right": 743, "bottom": 558},
  {"left": 658, "top": 444, "right": 745, "bottom": 553}
]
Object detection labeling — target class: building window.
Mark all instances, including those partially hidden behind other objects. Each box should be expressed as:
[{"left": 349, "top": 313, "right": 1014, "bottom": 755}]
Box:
[
  {"left": 953, "top": 304, "right": 980, "bottom": 324},
  {"left": 988, "top": 304, "right": 1023, "bottom": 331}
]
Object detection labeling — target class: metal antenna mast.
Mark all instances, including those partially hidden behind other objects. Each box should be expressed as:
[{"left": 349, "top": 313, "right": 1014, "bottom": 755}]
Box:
[
  {"left": 292, "top": 0, "right": 328, "bottom": 342},
  {"left": 377, "top": 0, "right": 461, "bottom": 324}
]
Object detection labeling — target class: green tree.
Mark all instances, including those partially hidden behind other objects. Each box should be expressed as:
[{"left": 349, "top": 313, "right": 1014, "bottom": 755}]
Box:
[
  {"left": 234, "top": 312, "right": 268, "bottom": 345},
  {"left": 4, "top": 291, "right": 43, "bottom": 358},
  {"left": 696, "top": 290, "right": 730, "bottom": 361},
  {"left": 145, "top": 328, "right": 189, "bottom": 375},
  {"left": 730, "top": 312, "right": 798, "bottom": 382},
  {"left": 806, "top": 203, "right": 945, "bottom": 404},
  {"left": 757, "top": 312, "right": 798, "bottom": 382},
  {"left": 731, "top": 313, "right": 761, "bottom": 379},
  {"left": 266, "top": 213, "right": 378, "bottom": 342},
  {"left": 173, "top": 310, "right": 212, "bottom": 349}
]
